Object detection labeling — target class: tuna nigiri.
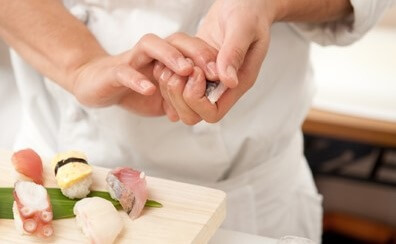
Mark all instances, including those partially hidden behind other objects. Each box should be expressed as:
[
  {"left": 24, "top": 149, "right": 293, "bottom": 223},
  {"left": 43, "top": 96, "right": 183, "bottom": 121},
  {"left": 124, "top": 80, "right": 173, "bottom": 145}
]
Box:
[
  {"left": 74, "top": 197, "right": 123, "bottom": 244},
  {"left": 106, "top": 167, "right": 148, "bottom": 219},
  {"left": 12, "top": 149, "right": 43, "bottom": 185},
  {"left": 13, "top": 181, "right": 54, "bottom": 238}
]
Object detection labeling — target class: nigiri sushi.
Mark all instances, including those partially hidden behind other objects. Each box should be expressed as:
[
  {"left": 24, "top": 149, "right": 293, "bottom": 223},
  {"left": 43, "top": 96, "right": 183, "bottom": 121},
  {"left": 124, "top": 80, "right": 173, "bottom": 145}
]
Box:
[
  {"left": 51, "top": 151, "right": 92, "bottom": 199},
  {"left": 206, "top": 81, "right": 227, "bottom": 104},
  {"left": 12, "top": 148, "right": 43, "bottom": 184},
  {"left": 106, "top": 167, "right": 148, "bottom": 219},
  {"left": 13, "top": 181, "right": 54, "bottom": 238},
  {"left": 74, "top": 197, "right": 123, "bottom": 244}
]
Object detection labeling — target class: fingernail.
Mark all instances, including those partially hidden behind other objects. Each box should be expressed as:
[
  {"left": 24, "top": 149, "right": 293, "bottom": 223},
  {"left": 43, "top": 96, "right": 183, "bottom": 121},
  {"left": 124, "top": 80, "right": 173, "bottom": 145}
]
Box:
[
  {"left": 139, "top": 80, "right": 154, "bottom": 91},
  {"left": 226, "top": 65, "right": 238, "bottom": 86},
  {"left": 160, "top": 69, "right": 172, "bottom": 81},
  {"left": 154, "top": 61, "right": 163, "bottom": 72},
  {"left": 206, "top": 62, "right": 217, "bottom": 78},
  {"left": 177, "top": 58, "right": 191, "bottom": 71}
]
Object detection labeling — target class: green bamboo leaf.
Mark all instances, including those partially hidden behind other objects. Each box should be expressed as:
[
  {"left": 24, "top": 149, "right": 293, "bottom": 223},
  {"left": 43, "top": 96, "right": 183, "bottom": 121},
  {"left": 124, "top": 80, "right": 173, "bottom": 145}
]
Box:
[
  {"left": 145, "top": 199, "right": 163, "bottom": 208},
  {"left": 0, "top": 187, "right": 162, "bottom": 220}
]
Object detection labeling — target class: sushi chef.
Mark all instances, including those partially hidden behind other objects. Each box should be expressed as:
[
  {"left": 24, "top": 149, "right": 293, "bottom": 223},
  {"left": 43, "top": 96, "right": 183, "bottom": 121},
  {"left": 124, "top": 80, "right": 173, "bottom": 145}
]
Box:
[{"left": 0, "top": 0, "right": 393, "bottom": 242}]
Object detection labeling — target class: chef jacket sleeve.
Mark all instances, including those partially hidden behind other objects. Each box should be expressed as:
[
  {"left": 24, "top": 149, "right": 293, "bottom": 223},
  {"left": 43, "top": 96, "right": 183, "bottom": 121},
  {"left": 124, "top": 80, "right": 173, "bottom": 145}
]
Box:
[{"left": 289, "top": 0, "right": 395, "bottom": 46}]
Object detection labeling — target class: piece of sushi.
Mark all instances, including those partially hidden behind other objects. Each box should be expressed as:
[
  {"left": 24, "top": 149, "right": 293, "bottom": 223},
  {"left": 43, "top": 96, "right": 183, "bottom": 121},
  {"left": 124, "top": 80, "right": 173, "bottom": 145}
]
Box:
[
  {"left": 74, "top": 197, "right": 123, "bottom": 244},
  {"left": 50, "top": 151, "right": 92, "bottom": 199},
  {"left": 206, "top": 81, "right": 227, "bottom": 104},
  {"left": 13, "top": 181, "right": 54, "bottom": 238},
  {"left": 12, "top": 148, "right": 44, "bottom": 185},
  {"left": 106, "top": 167, "right": 148, "bottom": 219}
]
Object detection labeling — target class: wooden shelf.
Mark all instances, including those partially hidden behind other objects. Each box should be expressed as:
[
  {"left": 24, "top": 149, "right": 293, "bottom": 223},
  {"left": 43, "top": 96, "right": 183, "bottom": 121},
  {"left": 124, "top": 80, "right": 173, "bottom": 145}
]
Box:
[{"left": 303, "top": 108, "right": 396, "bottom": 148}]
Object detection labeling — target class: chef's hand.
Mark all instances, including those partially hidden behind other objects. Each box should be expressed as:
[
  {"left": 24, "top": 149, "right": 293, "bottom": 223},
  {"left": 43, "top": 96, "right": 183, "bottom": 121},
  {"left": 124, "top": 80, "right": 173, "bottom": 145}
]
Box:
[
  {"left": 71, "top": 34, "right": 193, "bottom": 116},
  {"left": 154, "top": 0, "right": 275, "bottom": 124},
  {"left": 197, "top": 0, "right": 276, "bottom": 89},
  {"left": 152, "top": 33, "right": 221, "bottom": 125},
  {"left": 195, "top": 0, "right": 274, "bottom": 121},
  {"left": 190, "top": 0, "right": 351, "bottom": 123}
]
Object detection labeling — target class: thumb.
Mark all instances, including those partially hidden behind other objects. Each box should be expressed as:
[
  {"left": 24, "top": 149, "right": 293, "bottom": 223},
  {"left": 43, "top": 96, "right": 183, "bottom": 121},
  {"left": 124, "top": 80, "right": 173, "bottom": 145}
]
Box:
[
  {"left": 217, "top": 18, "right": 256, "bottom": 88},
  {"left": 114, "top": 64, "right": 156, "bottom": 95}
]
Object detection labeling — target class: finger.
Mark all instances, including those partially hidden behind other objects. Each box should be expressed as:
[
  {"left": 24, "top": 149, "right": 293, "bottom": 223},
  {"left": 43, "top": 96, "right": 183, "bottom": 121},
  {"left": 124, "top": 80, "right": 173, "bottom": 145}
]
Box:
[
  {"left": 162, "top": 100, "right": 179, "bottom": 122},
  {"left": 216, "top": 17, "right": 257, "bottom": 88},
  {"left": 114, "top": 64, "right": 156, "bottom": 95},
  {"left": 153, "top": 61, "right": 165, "bottom": 81},
  {"left": 157, "top": 66, "right": 178, "bottom": 119},
  {"left": 167, "top": 33, "right": 219, "bottom": 81},
  {"left": 118, "top": 89, "right": 165, "bottom": 116},
  {"left": 130, "top": 33, "right": 193, "bottom": 76},
  {"left": 183, "top": 67, "right": 218, "bottom": 122},
  {"left": 156, "top": 58, "right": 194, "bottom": 122},
  {"left": 167, "top": 73, "right": 202, "bottom": 125}
]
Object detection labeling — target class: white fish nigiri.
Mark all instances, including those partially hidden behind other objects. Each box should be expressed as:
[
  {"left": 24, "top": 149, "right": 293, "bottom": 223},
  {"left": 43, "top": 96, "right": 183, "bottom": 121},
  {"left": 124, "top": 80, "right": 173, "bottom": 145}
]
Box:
[
  {"left": 206, "top": 81, "right": 227, "bottom": 104},
  {"left": 106, "top": 167, "right": 148, "bottom": 219},
  {"left": 73, "top": 197, "right": 123, "bottom": 244},
  {"left": 13, "top": 181, "right": 54, "bottom": 238}
]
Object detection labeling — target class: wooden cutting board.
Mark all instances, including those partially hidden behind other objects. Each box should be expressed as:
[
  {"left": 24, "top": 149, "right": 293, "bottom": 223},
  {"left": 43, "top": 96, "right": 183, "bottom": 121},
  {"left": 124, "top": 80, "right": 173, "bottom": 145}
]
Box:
[{"left": 0, "top": 150, "right": 226, "bottom": 243}]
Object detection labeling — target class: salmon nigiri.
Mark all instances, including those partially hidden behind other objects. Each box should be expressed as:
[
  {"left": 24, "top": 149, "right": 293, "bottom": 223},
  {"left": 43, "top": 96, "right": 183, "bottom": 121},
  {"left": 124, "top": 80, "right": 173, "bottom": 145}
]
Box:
[
  {"left": 106, "top": 167, "right": 148, "bottom": 219},
  {"left": 12, "top": 149, "right": 43, "bottom": 185},
  {"left": 13, "top": 181, "right": 54, "bottom": 238}
]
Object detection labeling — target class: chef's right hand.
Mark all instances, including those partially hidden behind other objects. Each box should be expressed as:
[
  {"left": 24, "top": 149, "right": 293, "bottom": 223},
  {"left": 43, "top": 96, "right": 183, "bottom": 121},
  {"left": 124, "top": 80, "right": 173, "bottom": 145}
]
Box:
[{"left": 71, "top": 33, "right": 193, "bottom": 116}]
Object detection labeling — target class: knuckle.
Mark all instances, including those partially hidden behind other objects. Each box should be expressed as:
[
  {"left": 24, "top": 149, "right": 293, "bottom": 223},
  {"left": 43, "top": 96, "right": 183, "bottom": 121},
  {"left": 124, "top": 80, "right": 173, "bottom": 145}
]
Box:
[
  {"left": 204, "top": 114, "right": 222, "bottom": 123},
  {"left": 142, "top": 33, "right": 157, "bottom": 41},
  {"left": 139, "top": 33, "right": 157, "bottom": 48},
  {"left": 205, "top": 117, "right": 220, "bottom": 124},
  {"left": 167, "top": 32, "right": 186, "bottom": 43},
  {"left": 229, "top": 47, "right": 246, "bottom": 67},
  {"left": 194, "top": 49, "right": 215, "bottom": 65},
  {"left": 181, "top": 115, "right": 201, "bottom": 125}
]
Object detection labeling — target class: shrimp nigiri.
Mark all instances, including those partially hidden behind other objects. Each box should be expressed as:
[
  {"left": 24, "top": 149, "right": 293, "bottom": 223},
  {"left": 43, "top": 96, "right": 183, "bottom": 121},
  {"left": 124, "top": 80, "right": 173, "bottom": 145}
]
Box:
[
  {"left": 12, "top": 149, "right": 43, "bottom": 185},
  {"left": 106, "top": 167, "right": 148, "bottom": 219},
  {"left": 13, "top": 181, "right": 54, "bottom": 238}
]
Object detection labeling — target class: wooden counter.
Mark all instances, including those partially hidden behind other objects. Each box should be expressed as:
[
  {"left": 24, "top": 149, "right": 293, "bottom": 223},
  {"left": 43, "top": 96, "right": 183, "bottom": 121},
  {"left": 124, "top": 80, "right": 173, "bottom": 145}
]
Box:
[{"left": 303, "top": 108, "right": 396, "bottom": 148}]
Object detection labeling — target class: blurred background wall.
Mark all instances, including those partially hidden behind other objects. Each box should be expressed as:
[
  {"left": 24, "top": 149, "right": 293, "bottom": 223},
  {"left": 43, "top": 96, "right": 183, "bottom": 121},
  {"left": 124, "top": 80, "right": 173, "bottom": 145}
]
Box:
[{"left": 304, "top": 4, "right": 396, "bottom": 244}]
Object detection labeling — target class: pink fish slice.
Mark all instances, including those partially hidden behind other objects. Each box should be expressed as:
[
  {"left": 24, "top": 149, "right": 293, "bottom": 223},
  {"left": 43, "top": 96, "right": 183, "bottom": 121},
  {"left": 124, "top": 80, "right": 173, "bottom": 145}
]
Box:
[
  {"left": 13, "top": 181, "right": 54, "bottom": 238},
  {"left": 106, "top": 167, "right": 148, "bottom": 219},
  {"left": 12, "top": 149, "right": 44, "bottom": 185}
]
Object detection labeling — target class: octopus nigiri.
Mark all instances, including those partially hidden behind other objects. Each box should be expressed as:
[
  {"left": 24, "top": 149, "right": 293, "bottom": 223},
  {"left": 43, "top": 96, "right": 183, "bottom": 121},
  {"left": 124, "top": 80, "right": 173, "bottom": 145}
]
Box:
[
  {"left": 12, "top": 148, "right": 43, "bottom": 185},
  {"left": 12, "top": 181, "right": 54, "bottom": 238},
  {"left": 106, "top": 167, "right": 148, "bottom": 219},
  {"left": 51, "top": 151, "right": 93, "bottom": 199},
  {"left": 74, "top": 197, "right": 123, "bottom": 244}
]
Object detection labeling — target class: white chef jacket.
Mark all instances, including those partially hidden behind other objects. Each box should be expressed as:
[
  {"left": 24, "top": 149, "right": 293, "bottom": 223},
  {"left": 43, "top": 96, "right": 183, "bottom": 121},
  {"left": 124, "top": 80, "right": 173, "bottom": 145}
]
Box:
[{"left": 10, "top": 0, "right": 393, "bottom": 242}]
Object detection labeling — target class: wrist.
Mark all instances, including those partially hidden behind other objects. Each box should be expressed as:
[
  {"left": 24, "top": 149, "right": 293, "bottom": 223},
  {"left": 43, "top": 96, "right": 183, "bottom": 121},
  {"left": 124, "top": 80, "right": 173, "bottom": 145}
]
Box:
[
  {"left": 66, "top": 50, "right": 109, "bottom": 96},
  {"left": 260, "top": 0, "right": 287, "bottom": 24},
  {"left": 261, "top": 0, "right": 287, "bottom": 25}
]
